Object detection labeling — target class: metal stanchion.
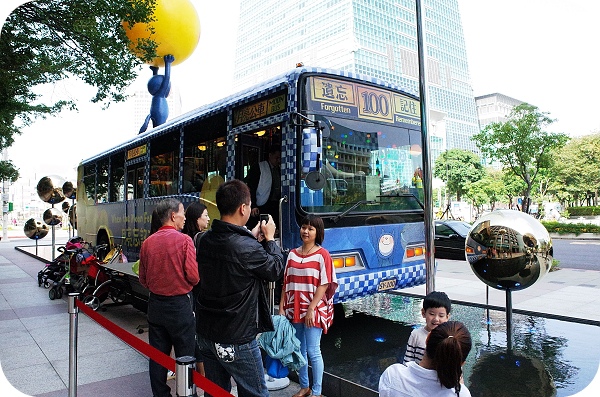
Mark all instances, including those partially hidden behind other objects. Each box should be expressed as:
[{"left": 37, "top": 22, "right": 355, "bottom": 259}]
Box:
[
  {"left": 68, "top": 293, "right": 79, "bottom": 397},
  {"left": 175, "top": 356, "right": 196, "bottom": 397}
]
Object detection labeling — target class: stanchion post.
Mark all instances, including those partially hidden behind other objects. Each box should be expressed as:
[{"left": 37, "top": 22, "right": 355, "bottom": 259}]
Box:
[
  {"left": 68, "top": 293, "right": 79, "bottom": 397},
  {"left": 175, "top": 356, "right": 196, "bottom": 397}
]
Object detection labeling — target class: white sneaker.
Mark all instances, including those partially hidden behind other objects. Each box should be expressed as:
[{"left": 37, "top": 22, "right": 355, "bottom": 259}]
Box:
[{"left": 167, "top": 370, "right": 175, "bottom": 380}]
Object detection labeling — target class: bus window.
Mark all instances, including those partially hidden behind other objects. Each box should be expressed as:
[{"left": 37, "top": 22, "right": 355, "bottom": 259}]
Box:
[
  {"left": 182, "top": 157, "right": 204, "bottom": 193},
  {"left": 301, "top": 116, "right": 423, "bottom": 213},
  {"left": 149, "top": 132, "right": 180, "bottom": 197},
  {"left": 83, "top": 164, "right": 96, "bottom": 203},
  {"left": 127, "top": 166, "right": 144, "bottom": 200},
  {"left": 97, "top": 159, "right": 109, "bottom": 203},
  {"left": 110, "top": 153, "right": 125, "bottom": 202}
]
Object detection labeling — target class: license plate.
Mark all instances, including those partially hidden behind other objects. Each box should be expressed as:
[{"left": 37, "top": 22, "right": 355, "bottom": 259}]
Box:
[{"left": 377, "top": 278, "right": 397, "bottom": 291}]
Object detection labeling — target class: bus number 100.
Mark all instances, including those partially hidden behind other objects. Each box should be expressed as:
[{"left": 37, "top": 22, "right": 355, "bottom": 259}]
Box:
[{"left": 361, "top": 92, "right": 390, "bottom": 116}]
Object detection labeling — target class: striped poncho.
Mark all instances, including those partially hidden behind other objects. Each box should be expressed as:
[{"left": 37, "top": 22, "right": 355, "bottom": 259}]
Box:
[{"left": 281, "top": 246, "right": 338, "bottom": 333}]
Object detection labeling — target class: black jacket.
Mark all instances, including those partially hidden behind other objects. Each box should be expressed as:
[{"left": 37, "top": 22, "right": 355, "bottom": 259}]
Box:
[{"left": 195, "top": 219, "right": 284, "bottom": 344}]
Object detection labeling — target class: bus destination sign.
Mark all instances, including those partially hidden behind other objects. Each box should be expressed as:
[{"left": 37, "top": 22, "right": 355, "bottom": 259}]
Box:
[
  {"left": 127, "top": 144, "right": 147, "bottom": 160},
  {"left": 233, "top": 93, "right": 287, "bottom": 127},
  {"left": 308, "top": 76, "right": 420, "bottom": 127}
]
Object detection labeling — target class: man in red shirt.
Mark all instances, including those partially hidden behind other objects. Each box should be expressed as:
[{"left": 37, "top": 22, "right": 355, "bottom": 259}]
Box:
[{"left": 139, "top": 198, "right": 200, "bottom": 397}]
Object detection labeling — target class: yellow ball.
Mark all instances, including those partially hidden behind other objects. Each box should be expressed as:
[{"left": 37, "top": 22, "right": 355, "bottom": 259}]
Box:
[{"left": 123, "top": 0, "right": 201, "bottom": 67}]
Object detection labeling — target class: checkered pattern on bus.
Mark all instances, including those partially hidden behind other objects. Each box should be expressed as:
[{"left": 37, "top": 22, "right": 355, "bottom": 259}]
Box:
[{"left": 334, "top": 264, "right": 427, "bottom": 303}]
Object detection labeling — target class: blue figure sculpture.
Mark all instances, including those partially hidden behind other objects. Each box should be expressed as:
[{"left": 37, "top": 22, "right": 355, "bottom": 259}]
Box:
[{"left": 139, "top": 54, "right": 174, "bottom": 134}]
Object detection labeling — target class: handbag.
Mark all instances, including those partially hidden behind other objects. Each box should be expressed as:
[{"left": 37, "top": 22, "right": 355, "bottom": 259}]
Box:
[{"left": 265, "top": 355, "right": 289, "bottom": 378}]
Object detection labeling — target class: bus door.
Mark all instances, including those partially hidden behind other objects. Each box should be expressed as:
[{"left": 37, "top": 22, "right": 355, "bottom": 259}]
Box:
[
  {"left": 235, "top": 126, "right": 283, "bottom": 235},
  {"left": 235, "top": 133, "right": 263, "bottom": 181}
]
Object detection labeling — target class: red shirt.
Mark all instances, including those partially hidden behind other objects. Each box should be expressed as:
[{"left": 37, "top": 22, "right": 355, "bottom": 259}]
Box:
[
  {"left": 281, "top": 247, "right": 338, "bottom": 333},
  {"left": 139, "top": 226, "right": 199, "bottom": 296}
]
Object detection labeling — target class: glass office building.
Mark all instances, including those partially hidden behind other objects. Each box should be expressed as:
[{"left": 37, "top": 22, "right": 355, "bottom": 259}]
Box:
[{"left": 233, "top": 0, "right": 480, "bottom": 155}]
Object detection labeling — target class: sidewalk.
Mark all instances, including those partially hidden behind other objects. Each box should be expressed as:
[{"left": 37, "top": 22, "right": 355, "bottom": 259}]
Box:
[
  {"left": 0, "top": 236, "right": 302, "bottom": 397},
  {"left": 399, "top": 259, "right": 600, "bottom": 326},
  {"left": 1, "top": 234, "right": 600, "bottom": 396}
]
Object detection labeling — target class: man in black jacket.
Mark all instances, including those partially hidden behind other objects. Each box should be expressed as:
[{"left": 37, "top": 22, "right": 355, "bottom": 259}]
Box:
[{"left": 195, "top": 179, "right": 284, "bottom": 397}]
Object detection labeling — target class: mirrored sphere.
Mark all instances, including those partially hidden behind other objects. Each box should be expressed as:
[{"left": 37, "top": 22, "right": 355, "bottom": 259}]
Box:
[
  {"left": 61, "top": 202, "right": 70, "bottom": 213},
  {"left": 43, "top": 207, "right": 63, "bottom": 226},
  {"left": 62, "top": 181, "right": 76, "bottom": 199},
  {"left": 24, "top": 218, "right": 49, "bottom": 240},
  {"left": 68, "top": 203, "right": 77, "bottom": 229},
  {"left": 37, "top": 176, "right": 66, "bottom": 204},
  {"left": 466, "top": 210, "right": 552, "bottom": 291}
]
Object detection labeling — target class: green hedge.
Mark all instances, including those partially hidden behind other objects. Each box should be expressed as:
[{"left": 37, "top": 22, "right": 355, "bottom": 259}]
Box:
[
  {"left": 541, "top": 221, "right": 600, "bottom": 235},
  {"left": 567, "top": 206, "right": 600, "bottom": 216}
]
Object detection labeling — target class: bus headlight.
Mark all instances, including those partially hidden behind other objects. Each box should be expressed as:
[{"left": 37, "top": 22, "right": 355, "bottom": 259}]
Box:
[
  {"left": 405, "top": 244, "right": 426, "bottom": 260},
  {"left": 331, "top": 252, "right": 364, "bottom": 272}
]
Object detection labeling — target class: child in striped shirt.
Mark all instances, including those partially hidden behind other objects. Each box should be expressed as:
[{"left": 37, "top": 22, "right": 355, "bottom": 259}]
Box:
[{"left": 403, "top": 291, "right": 452, "bottom": 364}]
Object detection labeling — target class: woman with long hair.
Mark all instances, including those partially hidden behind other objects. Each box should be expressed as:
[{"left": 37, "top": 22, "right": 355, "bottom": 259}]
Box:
[
  {"left": 279, "top": 215, "right": 338, "bottom": 397},
  {"left": 379, "top": 321, "right": 472, "bottom": 397},
  {"left": 182, "top": 201, "right": 209, "bottom": 378},
  {"left": 182, "top": 202, "right": 209, "bottom": 242}
]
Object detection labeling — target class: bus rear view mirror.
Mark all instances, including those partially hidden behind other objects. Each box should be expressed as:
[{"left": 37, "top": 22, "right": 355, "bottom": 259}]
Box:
[
  {"left": 315, "top": 120, "right": 331, "bottom": 138},
  {"left": 305, "top": 171, "right": 326, "bottom": 191}
]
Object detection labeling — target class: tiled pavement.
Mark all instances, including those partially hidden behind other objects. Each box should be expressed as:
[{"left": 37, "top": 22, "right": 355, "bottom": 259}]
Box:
[{"left": 0, "top": 233, "right": 303, "bottom": 397}]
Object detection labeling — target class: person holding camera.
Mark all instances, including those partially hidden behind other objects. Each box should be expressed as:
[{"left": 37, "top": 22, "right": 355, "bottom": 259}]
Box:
[{"left": 195, "top": 179, "right": 284, "bottom": 397}]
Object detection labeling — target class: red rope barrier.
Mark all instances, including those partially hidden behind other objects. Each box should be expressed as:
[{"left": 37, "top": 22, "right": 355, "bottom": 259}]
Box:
[{"left": 75, "top": 299, "right": 234, "bottom": 397}]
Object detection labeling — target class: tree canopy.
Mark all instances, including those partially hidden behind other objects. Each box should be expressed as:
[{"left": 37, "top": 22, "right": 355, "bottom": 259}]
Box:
[
  {"left": 473, "top": 103, "right": 568, "bottom": 213},
  {"left": 550, "top": 133, "right": 600, "bottom": 206},
  {"left": 433, "top": 148, "right": 484, "bottom": 202},
  {"left": 0, "top": 0, "right": 157, "bottom": 181}
]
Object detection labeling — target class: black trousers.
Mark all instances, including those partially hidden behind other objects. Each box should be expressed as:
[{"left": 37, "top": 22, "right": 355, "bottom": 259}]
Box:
[{"left": 147, "top": 292, "right": 196, "bottom": 397}]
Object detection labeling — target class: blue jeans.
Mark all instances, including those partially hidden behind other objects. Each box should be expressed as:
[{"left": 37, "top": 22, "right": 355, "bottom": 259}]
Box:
[
  {"left": 293, "top": 323, "right": 324, "bottom": 396},
  {"left": 197, "top": 334, "right": 268, "bottom": 397}
]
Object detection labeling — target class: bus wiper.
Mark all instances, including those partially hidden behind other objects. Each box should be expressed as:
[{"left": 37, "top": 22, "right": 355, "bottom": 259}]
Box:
[
  {"left": 377, "top": 193, "right": 424, "bottom": 209},
  {"left": 333, "top": 200, "right": 376, "bottom": 223}
]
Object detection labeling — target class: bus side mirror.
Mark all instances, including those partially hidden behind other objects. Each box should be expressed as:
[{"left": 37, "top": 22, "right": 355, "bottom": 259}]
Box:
[{"left": 315, "top": 120, "right": 331, "bottom": 139}]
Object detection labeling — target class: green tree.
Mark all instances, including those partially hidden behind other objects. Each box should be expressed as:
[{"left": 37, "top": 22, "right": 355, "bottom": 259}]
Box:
[
  {"left": 473, "top": 103, "right": 568, "bottom": 213},
  {"left": 0, "top": 159, "right": 19, "bottom": 182},
  {"left": 501, "top": 169, "right": 526, "bottom": 208},
  {"left": 433, "top": 149, "right": 485, "bottom": 203},
  {"left": 465, "top": 168, "right": 505, "bottom": 212},
  {"left": 0, "top": 0, "right": 157, "bottom": 177},
  {"left": 551, "top": 133, "right": 600, "bottom": 206}
]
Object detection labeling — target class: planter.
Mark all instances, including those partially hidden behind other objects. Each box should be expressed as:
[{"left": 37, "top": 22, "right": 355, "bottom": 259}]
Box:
[{"left": 549, "top": 232, "right": 600, "bottom": 240}]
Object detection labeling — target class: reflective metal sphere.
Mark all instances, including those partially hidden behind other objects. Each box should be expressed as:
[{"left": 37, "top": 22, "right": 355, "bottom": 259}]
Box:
[
  {"left": 24, "top": 218, "right": 49, "bottom": 240},
  {"left": 37, "top": 176, "right": 66, "bottom": 204},
  {"left": 68, "top": 203, "right": 77, "bottom": 229},
  {"left": 62, "top": 181, "right": 76, "bottom": 199},
  {"left": 43, "top": 207, "right": 63, "bottom": 226},
  {"left": 62, "top": 202, "right": 70, "bottom": 213},
  {"left": 466, "top": 210, "right": 552, "bottom": 291}
]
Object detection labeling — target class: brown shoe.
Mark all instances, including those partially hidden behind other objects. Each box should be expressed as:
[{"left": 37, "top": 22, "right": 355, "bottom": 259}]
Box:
[{"left": 292, "top": 388, "right": 311, "bottom": 397}]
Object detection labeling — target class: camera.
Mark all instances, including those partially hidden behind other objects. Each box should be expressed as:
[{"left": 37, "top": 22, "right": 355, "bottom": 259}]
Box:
[{"left": 260, "top": 214, "right": 270, "bottom": 223}]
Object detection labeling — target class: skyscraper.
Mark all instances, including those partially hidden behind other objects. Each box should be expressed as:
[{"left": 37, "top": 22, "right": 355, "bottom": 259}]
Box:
[{"left": 233, "top": 0, "right": 479, "bottom": 156}]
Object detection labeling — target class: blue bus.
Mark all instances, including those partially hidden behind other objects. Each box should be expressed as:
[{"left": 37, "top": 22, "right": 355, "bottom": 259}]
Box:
[{"left": 77, "top": 66, "right": 426, "bottom": 303}]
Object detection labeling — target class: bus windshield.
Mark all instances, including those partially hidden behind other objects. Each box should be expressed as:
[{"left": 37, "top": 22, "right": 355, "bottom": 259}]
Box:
[{"left": 300, "top": 115, "right": 424, "bottom": 214}]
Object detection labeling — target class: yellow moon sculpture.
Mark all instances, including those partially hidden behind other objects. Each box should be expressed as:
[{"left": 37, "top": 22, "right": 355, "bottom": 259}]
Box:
[{"left": 123, "top": 0, "right": 200, "bottom": 67}]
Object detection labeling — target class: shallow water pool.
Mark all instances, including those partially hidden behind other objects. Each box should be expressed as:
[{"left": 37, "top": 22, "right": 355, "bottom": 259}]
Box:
[{"left": 320, "top": 293, "right": 600, "bottom": 396}]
